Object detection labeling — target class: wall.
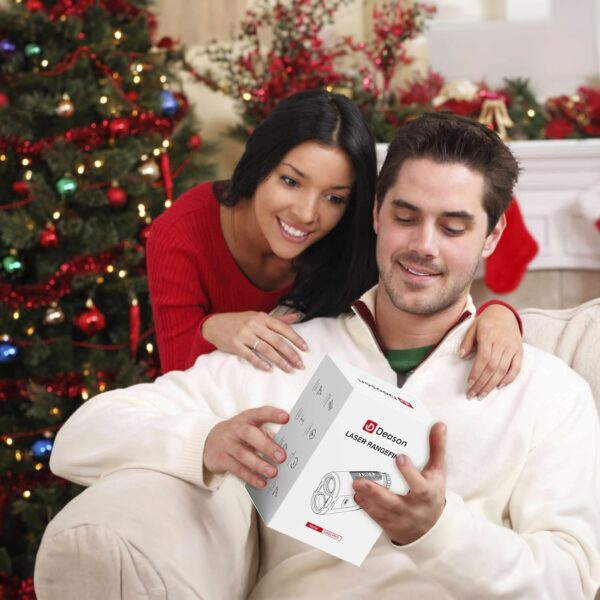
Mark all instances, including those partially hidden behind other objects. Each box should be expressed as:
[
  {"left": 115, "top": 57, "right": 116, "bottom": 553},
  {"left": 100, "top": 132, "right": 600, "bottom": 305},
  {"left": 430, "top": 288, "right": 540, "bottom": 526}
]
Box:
[{"left": 153, "top": 1, "right": 600, "bottom": 308}]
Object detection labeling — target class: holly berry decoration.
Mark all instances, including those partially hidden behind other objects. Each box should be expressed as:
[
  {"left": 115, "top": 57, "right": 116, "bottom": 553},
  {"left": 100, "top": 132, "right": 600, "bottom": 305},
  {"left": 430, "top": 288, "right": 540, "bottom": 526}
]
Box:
[
  {"left": 0, "top": 339, "right": 18, "bottom": 364},
  {"left": 188, "top": 134, "right": 202, "bottom": 150},
  {"left": 75, "top": 303, "right": 106, "bottom": 336},
  {"left": 106, "top": 184, "right": 127, "bottom": 208},
  {"left": 40, "top": 225, "right": 59, "bottom": 248}
]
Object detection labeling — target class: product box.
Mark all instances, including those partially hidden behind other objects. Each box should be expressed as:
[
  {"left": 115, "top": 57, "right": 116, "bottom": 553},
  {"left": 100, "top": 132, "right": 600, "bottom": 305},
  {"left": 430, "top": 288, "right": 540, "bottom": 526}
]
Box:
[{"left": 246, "top": 354, "right": 433, "bottom": 566}]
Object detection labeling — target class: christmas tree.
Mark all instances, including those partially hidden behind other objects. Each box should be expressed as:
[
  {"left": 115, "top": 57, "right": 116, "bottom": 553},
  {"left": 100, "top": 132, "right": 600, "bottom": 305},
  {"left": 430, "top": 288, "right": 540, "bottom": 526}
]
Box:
[{"left": 0, "top": 0, "right": 214, "bottom": 595}]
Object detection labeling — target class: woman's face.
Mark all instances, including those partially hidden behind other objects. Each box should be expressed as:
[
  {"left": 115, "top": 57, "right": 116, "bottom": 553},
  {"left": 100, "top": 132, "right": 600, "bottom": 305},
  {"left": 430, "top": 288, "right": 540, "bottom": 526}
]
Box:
[{"left": 251, "top": 141, "right": 355, "bottom": 260}]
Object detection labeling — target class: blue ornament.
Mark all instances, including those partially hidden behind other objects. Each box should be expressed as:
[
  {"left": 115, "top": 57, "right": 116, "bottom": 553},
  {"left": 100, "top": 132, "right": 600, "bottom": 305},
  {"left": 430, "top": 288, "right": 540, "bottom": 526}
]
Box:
[
  {"left": 0, "top": 39, "right": 16, "bottom": 57},
  {"left": 0, "top": 341, "right": 18, "bottom": 364},
  {"left": 31, "top": 438, "right": 54, "bottom": 460},
  {"left": 160, "top": 90, "right": 179, "bottom": 117}
]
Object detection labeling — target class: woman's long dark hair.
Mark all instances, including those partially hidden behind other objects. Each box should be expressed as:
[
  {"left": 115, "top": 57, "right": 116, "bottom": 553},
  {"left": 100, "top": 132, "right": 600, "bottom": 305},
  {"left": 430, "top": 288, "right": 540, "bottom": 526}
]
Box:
[{"left": 216, "top": 89, "right": 378, "bottom": 319}]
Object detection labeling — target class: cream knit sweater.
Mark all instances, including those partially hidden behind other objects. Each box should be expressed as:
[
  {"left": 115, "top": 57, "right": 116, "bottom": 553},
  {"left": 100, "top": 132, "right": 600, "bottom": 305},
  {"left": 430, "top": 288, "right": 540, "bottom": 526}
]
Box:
[{"left": 51, "top": 287, "right": 600, "bottom": 599}]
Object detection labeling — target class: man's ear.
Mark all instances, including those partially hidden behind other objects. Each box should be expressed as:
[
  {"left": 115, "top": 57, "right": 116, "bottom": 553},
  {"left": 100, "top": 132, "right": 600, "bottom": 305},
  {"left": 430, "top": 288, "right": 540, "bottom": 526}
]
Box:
[
  {"left": 372, "top": 197, "right": 380, "bottom": 235},
  {"left": 481, "top": 213, "right": 506, "bottom": 259}
]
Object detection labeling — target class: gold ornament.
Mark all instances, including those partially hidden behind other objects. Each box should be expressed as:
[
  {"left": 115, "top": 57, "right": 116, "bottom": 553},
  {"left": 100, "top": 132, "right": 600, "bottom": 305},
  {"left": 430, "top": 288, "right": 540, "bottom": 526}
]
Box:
[
  {"left": 56, "top": 94, "right": 75, "bottom": 118},
  {"left": 43, "top": 303, "right": 65, "bottom": 326},
  {"left": 138, "top": 158, "right": 160, "bottom": 181},
  {"left": 478, "top": 99, "right": 515, "bottom": 141}
]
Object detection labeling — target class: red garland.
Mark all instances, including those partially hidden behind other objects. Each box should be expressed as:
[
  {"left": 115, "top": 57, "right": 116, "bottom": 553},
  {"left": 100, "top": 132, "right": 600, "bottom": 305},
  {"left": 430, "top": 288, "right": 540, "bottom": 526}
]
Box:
[
  {"left": 0, "top": 242, "right": 142, "bottom": 309},
  {"left": 30, "top": 0, "right": 157, "bottom": 30},
  {"left": 14, "top": 326, "right": 154, "bottom": 349},
  {"left": 0, "top": 111, "right": 179, "bottom": 160},
  {"left": 0, "top": 370, "right": 112, "bottom": 402}
]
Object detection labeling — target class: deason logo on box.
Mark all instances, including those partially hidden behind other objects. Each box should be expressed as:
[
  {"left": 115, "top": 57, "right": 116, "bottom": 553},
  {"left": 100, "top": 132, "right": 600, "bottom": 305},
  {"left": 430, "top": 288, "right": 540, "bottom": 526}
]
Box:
[
  {"left": 362, "top": 420, "right": 378, "bottom": 433},
  {"left": 362, "top": 420, "right": 408, "bottom": 447}
]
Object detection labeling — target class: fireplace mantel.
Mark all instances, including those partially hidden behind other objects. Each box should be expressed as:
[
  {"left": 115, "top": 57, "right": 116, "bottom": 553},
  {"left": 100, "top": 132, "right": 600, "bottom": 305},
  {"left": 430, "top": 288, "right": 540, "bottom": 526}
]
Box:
[{"left": 376, "top": 139, "right": 600, "bottom": 271}]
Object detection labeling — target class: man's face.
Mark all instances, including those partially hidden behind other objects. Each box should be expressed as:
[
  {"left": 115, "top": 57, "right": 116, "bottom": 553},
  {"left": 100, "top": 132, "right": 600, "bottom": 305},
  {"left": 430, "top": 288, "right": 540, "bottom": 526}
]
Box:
[{"left": 373, "top": 158, "right": 505, "bottom": 316}]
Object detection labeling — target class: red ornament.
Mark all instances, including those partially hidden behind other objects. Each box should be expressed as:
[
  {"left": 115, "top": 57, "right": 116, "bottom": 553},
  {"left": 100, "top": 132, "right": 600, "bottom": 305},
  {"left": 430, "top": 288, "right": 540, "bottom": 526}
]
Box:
[
  {"left": 40, "top": 226, "right": 59, "bottom": 248},
  {"left": 12, "top": 181, "right": 29, "bottom": 196},
  {"left": 26, "top": 0, "right": 44, "bottom": 10},
  {"left": 157, "top": 36, "right": 176, "bottom": 50},
  {"left": 0, "top": 92, "right": 9, "bottom": 109},
  {"left": 106, "top": 185, "right": 127, "bottom": 208},
  {"left": 74, "top": 305, "right": 106, "bottom": 336},
  {"left": 125, "top": 91, "right": 139, "bottom": 103},
  {"left": 108, "top": 118, "right": 131, "bottom": 137},
  {"left": 187, "top": 134, "right": 202, "bottom": 150},
  {"left": 139, "top": 224, "right": 152, "bottom": 245}
]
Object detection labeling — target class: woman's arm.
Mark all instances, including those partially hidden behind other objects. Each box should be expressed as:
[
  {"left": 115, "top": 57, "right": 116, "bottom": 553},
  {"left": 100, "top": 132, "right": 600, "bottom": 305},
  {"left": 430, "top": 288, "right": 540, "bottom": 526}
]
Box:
[
  {"left": 460, "top": 300, "right": 523, "bottom": 398},
  {"left": 147, "top": 217, "right": 307, "bottom": 374},
  {"left": 146, "top": 218, "right": 215, "bottom": 373}
]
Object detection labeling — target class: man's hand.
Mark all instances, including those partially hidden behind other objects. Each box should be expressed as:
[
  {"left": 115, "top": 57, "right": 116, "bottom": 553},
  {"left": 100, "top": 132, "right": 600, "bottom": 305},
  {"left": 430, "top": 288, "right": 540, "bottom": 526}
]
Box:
[
  {"left": 204, "top": 406, "right": 289, "bottom": 488},
  {"left": 352, "top": 422, "right": 447, "bottom": 545}
]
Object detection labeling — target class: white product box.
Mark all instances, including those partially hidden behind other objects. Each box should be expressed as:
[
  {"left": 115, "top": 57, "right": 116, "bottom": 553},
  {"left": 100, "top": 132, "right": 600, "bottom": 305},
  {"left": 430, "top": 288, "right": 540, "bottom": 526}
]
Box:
[{"left": 246, "top": 354, "right": 432, "bottom": 566}]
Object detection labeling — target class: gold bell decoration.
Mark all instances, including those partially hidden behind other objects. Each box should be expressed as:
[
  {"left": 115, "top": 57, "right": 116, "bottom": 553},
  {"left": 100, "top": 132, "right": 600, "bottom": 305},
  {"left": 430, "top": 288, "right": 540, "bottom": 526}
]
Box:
[
  {"left": 138, "top": 156, "right": 160, "bottom": 181},
  {"left": 478, "top": 95, "right": 514, "bottom": 141},
  {"left": 43, "top": 303, "right": 65, "bottom": 326},
  {"left": 56, "top": 94, "right": 75, "bottom": 118}
]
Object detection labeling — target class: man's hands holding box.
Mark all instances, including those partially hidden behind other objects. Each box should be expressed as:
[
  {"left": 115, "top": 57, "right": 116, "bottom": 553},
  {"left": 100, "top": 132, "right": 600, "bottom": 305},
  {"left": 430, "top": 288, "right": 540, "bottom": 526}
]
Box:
[
  {"left": 353, "top": 422, "right": 447, "bottom": 546},
  {"left": 204, "top": 406, "right": 289, "bottom": 489}
]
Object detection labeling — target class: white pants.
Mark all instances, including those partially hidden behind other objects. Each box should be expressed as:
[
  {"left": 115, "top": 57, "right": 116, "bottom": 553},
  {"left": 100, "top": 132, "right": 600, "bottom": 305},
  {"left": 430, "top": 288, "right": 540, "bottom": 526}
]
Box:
[{"left": 34, "top": 469, "right": 259, "bottom": 599}]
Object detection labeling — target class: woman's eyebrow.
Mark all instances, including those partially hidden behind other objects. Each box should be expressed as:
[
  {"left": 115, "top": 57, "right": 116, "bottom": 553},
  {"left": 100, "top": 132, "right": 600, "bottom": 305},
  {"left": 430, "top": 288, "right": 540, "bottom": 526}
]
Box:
[
  {"left": 280, "top": 162, "right": 352, "bottom": 190},
  {"left": 280, "top": 162, "right": 305, "bottom": 177}
]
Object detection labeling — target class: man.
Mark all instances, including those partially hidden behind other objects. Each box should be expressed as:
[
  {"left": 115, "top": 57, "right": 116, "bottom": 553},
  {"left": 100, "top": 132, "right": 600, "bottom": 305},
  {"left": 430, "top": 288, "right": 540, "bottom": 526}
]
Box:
[{"left": 36, "top": 114, "right": 600, "bottom": 599}]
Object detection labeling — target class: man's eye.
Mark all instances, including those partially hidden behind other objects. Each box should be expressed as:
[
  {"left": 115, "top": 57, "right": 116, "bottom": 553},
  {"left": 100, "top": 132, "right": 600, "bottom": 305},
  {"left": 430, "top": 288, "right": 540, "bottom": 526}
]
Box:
[
  {"left": 281, "top": 175, "right": 299, "bottom": 187},
  {"left": 395, "top": 216, "right": 414, "bottom": 224},
  {"left": 443, "top": 226, "right": 465, "bottom": 236}
]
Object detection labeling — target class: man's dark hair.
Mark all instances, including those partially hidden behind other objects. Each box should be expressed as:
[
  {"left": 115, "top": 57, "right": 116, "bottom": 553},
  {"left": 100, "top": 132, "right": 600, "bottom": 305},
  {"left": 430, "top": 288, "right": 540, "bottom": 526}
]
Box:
[
  {"left": 376, "top": 112, "right": 520, "bottom": 232},
  {"left": 215, "top": 89, "right": 378, "bottom": 319}
]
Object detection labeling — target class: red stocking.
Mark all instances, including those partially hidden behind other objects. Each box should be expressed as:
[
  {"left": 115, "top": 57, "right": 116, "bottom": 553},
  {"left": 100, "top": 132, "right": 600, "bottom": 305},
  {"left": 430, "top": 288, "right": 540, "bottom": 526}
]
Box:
[{"left": 484, "top": 198, "right": 538, "bottom": 293}]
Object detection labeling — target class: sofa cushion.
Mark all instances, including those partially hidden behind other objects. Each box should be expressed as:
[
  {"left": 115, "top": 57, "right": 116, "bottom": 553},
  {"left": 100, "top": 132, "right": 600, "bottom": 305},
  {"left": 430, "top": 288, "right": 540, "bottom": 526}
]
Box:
[{"left": 521, "top": 297, "right": 600, "bottom": 415}]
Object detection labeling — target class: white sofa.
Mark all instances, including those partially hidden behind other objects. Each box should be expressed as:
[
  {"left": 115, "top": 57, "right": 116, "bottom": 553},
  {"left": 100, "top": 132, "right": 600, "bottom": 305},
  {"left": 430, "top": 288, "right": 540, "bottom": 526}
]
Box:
[{"left": 34, "top": 299, "right": 600, "bottom": 599}]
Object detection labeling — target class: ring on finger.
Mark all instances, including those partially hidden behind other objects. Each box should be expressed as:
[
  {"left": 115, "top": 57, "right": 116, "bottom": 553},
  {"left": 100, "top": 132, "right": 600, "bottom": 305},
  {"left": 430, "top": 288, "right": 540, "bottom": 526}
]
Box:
[{"left": 252, "top": 339, "right": 261, "bottom": 352}]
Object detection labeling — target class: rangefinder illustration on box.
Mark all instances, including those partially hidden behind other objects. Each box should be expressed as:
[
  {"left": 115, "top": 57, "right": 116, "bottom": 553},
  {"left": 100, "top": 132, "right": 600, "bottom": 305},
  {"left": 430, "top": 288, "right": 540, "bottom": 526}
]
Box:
[{"left": 246, "top": 354, "right": 432, "bottom": 566}]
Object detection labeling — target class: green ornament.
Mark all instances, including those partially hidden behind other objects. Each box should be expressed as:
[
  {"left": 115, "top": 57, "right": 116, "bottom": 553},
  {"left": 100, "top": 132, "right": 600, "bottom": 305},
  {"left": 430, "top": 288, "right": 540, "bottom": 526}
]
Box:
[
  {"left": 2, "top": 255, "right": 25, "bottom": 277},
  {"left": 24, "top": 43, "right": 41, "bottom": 57},
  {"left": 56, "top": 177, "right": 78, "bottom": 197}
]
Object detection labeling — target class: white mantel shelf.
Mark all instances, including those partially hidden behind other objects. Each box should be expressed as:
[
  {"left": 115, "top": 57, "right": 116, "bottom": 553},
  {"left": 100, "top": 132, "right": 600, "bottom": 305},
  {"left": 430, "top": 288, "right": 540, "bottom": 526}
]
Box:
[{"left": 376, "top": 139, "right": 600, "bottom": 272}]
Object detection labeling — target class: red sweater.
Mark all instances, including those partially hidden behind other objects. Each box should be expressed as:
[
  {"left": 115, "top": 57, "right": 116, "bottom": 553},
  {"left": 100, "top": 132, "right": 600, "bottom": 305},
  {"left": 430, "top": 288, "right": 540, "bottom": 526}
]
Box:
[{"left": 146, "top": 182, "right": 290, "bottom": 373}]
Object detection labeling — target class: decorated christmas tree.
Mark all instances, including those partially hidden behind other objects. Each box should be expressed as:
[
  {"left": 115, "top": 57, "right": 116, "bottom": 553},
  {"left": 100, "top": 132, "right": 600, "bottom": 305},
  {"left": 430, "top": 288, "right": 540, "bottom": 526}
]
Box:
[{"left": 0, "top": 0, "right": 214, "bottom": 595}]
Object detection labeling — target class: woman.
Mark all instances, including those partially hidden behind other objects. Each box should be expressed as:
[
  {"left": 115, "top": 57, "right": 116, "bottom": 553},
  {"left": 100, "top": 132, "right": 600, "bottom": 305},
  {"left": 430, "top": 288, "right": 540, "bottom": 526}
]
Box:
[{"left": 147, "top": 90, "right": 522, "bottom": 397}]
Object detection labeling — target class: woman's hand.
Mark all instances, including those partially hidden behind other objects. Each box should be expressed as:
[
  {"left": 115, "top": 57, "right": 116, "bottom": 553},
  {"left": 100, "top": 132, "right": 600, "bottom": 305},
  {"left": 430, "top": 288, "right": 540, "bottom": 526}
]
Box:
[
  {"left": 202, "top": 311, "right": 308, "bottom": 373},
  {"left": 204, "top": 406, "right": 289, "bottom": 488},
  {"left": 459, "top": 304, "right": 523, "bottom": 398}
]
